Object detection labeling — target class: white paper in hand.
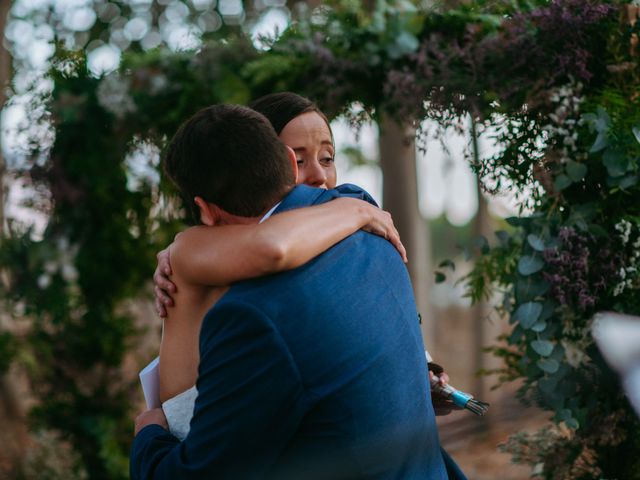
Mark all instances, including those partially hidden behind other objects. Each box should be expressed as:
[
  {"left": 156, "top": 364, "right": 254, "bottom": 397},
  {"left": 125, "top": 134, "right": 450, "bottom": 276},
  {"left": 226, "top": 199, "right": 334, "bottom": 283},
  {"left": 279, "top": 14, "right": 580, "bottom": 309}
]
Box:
[{"left": 139, "top": 357, "right": 161, "bottom": 409}]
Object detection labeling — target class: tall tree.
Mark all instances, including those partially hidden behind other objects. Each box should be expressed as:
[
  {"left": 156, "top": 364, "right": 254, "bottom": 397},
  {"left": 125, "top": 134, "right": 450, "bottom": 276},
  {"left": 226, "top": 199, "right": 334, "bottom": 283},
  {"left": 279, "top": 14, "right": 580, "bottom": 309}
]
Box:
[{"left": 379, "top": 117, "right": 433, "bottom": 339}]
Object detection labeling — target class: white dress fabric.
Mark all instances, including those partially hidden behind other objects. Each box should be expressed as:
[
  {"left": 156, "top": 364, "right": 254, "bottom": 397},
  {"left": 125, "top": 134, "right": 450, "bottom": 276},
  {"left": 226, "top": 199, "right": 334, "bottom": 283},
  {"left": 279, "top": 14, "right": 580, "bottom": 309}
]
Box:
[{"left": 162, "top": 385, "right": 198, "bottom": 440}]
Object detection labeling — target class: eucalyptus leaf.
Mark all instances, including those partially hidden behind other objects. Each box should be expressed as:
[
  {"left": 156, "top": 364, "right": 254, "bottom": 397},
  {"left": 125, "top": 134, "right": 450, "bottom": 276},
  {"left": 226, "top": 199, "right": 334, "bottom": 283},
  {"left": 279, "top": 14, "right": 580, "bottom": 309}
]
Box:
[
  {"left": 603, "top": 148, "right": 630, "bottom": 177},
  {"left": 388, "top": 31, "right": 419, "bottom": 58},
  {"left": 590, "top": 132, "right": 609, "bottom": 153},
  {"left": 566, "top": 161, "right": 587, "bottom": 182},
  {"left": 558, "top": 408, "right": 572, "bottom": 421},
  {"left": 538, "top": 376, "right": 558, "bottom": 393},
  {"left": 557, "top": 406, "right": 580, "bottom": 430},
  {"left": 565, "top": 418, "right": 579, "bottom": 429},
  {"left": 434, "top": 271, "right": 446, "bottom": 283},
  {"left": 595, "top": 106, "right": 612, "bottom": 131},
  {"left": 527, "top": 234, "right": 546, "bottom": 252},
  {"left": 554, "top": 174, "right": 572, "bottom": 191},
  {"left": 543, "top": 390, "right": 565, "bottom": 411},
  {"left": 575, "top": 219, "right": 588, "bottom": 232},
  {"left": 518, "top": 255, "right": 544, "bottom": 276},
  {"left": 513, "top": 301, "right": 543, "bottom": 329},
  {"left": 515, "top": 277, "right": 550, "bottom": 303},
  {"left": 633, "top": 125, "right": 640, "bottom": 145},
  {"left": 473, "top": 235, "right": 490, "bottom": 254},
  {"left": 531, "top": 339, "right": 554, "bottom": 357},
  {"left": 550, "top": 343, "right": 566, "bottom": 361},
  {"left": 537, "top": 358, "right": 560, "bottom": 373},
  {"left": 531, "top": 320, "right": 547, "bottom": 332},
  {"left": 618, "top": 174, "right": 639, "bottom": 190},
  {"left": 508, "top": 325, "right": 524, "bottom": 344},
  {"left": 495, "top": 230, "right": 510, "bottom": 246}
]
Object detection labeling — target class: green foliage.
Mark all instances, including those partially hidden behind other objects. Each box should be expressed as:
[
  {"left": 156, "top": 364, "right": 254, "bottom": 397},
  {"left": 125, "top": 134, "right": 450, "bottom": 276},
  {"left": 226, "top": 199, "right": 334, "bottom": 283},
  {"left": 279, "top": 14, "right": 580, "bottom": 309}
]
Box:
[{"left": 0, "top": 331, "right": 16, "bottom": 374}]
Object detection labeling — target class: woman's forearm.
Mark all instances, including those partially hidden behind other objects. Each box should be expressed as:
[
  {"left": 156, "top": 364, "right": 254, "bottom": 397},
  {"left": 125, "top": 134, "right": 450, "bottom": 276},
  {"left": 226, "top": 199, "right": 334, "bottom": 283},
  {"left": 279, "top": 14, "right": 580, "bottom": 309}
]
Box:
[
  {"left": 255, "top": 197, "right": 371, "bottom": 271},
  {"left": 171, "top": 198, "right": 376, "bottom": 287}
]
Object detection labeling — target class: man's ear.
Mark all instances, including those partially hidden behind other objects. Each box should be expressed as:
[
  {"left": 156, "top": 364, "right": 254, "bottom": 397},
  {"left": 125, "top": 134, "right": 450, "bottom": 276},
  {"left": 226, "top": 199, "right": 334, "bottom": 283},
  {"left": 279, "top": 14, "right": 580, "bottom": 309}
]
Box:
[
  {"left": 194, "top": 197, "right": 218, "bottom": 226},
  {"left": 285, "top": 145, "right": 299, "bottom": 183}
]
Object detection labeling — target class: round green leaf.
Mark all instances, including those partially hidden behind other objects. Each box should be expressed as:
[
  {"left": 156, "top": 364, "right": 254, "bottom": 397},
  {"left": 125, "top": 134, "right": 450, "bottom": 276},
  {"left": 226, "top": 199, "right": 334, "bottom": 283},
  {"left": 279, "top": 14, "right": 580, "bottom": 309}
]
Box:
[
  {"left": 495, "top": 230, "right": 510, "bottom": 246},
  {"left": 518, "top": 255, "right": 544, "bottom": 276},
  {"left": 527, "top": 234, "right": 546, "bottom": 252},
  {"left": 513, "top": 301, "right": 543, "bottom": 329},
  {"left": 515, "top": 277, "right": 550, "bottom": 302},
  {"left": 531, "top": 339, "right": 554, "bottom": 357},
  {"left": 603, "top": 148, "right": 630, "bottom": 177},
  {"left": 434, "top": 271, "right": 446, "bottom": 283},
  {"left": 537, "top": 358, "right": 559, "bottom": 374},
  {"left": 531, "top": 320, "right": 547, "bottom": 332},
  {"left": 590, "top": 132, "right": 608, "bottom": 153},
  {"left": 566, "top": 161, "right": 587, "bottom": 182},
  {"left": 554, "top": 174, "right": 572, "bottom": 191},
  {"left": 539, "top": 301, "right": 556, "bottom": 322},
  {"left": 564, "top": 418, "right": 579, "bottom": 429},
  {"left": 538, "top": 376, "right": 558, "bottom": 393},
  {"left": 618, "top": 174, "right": 639, "bottom": 190}
]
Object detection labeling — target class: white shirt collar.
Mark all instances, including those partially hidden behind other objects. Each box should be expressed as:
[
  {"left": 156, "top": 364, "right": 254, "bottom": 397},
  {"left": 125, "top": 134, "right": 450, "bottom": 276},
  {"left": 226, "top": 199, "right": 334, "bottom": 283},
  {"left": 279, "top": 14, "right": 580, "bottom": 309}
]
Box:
[{"left": 259, "top": 202, "right": 281, "bottom": 223}]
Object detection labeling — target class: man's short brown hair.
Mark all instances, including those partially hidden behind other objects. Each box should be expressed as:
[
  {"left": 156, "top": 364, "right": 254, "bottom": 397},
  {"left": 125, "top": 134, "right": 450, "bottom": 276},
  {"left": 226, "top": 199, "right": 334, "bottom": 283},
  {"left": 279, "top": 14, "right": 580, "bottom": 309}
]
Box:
[{"left": 164, "top": 104, "right": 295, "bottom": 221}]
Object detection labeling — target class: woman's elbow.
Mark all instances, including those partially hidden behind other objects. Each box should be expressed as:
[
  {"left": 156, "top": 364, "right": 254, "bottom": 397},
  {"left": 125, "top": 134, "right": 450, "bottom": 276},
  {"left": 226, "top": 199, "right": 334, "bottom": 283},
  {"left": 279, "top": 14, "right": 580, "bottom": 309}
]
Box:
[{"left": 259, "top": 235, "right": 290, "bottom": 272}]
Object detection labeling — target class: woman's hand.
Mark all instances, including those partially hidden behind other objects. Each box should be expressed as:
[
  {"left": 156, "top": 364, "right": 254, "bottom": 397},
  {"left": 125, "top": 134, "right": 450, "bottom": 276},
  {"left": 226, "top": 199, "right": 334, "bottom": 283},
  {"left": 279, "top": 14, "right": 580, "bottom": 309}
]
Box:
[
  {"left": 357, "top": 203, "right": 407, "bottom": 263},
  {"left": 154, "top": 247, "right": 177, "bottom": 317}
]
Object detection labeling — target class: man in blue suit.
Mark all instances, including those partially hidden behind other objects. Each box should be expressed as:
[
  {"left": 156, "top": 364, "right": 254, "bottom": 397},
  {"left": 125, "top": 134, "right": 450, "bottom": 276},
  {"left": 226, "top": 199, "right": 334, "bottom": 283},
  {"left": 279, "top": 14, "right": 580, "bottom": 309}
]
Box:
[{"left": 131, "top": 104, "right": 464, "bottom": 479}]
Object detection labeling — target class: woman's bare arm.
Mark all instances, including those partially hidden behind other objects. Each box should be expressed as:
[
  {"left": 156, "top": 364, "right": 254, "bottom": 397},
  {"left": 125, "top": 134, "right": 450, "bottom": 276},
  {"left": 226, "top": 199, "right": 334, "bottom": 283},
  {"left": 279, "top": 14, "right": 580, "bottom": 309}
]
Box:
[{"left": 170, "top": 197, "right": 405, "bottom": 287}]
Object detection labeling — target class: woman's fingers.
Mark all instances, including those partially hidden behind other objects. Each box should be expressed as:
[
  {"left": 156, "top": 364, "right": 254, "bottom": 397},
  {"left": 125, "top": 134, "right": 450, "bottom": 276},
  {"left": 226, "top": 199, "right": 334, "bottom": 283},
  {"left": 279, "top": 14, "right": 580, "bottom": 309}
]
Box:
[
  {"left": 156, "top": 248, "right": 173, "bottom": 276},
  {"left": 388, "top": 232, "right": 408, "bottom": 263},
  {"left": 153, "top": 247, "right": 177, "bottom": 317},
  {"left": 155, "top": 296, "right": 168, "bottom": 318},
  {"left": 152, "top": 246, "right": 178, "bottom": 316},
  {"left": 368, "top": 209, "right": 407, "bottom": 263},
  {"left": 153, "top": 265, "right": 177, "bottom": 294}
]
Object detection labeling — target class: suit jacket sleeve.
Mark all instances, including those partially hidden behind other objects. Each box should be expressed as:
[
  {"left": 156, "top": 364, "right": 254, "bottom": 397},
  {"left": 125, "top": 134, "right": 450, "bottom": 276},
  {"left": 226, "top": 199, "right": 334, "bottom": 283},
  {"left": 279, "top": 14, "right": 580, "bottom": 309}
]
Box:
[
  {"left": 328, "top": 184, "right": 433, "bottom": 360},
  {"left": 333, "top": 183, "right": 379, "bottom": 207},
  {"left": 130, "top": 301, "right": 306, "bottom": 479}
]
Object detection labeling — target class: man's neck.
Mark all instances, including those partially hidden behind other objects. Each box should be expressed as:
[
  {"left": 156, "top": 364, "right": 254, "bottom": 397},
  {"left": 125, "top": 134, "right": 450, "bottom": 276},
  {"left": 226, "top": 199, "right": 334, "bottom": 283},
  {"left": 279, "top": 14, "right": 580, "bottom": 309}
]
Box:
[
  {"left": 216, "top": 187, "right": 293, "bottom": 226},
  {"left": 216, "top": 204, "right": 278, "bottom": 226}
]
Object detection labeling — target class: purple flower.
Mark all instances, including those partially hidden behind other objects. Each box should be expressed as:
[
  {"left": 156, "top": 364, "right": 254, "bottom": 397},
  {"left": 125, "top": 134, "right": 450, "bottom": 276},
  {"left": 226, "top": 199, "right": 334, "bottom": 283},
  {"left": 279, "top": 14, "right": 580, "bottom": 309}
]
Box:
[{"left": 542, "top": 227, "right": 624, "bottom": 313}]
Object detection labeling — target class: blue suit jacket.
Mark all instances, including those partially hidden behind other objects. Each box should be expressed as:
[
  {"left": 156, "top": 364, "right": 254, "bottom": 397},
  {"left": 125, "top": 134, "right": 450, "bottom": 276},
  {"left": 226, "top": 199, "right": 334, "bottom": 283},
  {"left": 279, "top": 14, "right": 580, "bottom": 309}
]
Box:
[{"left": 131, "top": 184, "right": 461, "bottom": 479}]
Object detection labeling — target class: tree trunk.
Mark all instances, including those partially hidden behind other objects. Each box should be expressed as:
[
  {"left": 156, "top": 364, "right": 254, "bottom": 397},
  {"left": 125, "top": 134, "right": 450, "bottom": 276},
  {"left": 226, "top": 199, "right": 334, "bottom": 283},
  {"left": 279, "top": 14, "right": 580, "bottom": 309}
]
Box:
[
  {"left": 378, "top": 115, "right": 434, "bottom": 347},
  {"left": 470, "top": 118, "right": 495, "bottom": 402}
]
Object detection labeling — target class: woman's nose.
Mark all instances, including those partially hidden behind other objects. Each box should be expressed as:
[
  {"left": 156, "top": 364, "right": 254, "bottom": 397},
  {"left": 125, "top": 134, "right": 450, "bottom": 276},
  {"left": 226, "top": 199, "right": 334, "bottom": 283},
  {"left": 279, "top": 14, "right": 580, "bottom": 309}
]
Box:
[{"left": 304, "top": 161, "right": 327, "bottom": 188}]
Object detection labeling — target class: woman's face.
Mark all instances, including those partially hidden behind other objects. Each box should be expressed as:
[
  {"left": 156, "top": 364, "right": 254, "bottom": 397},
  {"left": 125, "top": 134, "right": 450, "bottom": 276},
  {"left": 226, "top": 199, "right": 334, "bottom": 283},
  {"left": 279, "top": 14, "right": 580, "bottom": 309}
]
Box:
[{"left": 279, "top": 111, "right": 337, "bottom": 189}]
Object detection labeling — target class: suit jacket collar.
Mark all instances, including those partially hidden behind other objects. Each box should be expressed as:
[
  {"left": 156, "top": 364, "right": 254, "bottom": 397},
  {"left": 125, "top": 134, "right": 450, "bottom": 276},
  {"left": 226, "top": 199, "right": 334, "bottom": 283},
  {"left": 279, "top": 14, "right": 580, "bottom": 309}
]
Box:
[
  {"left": 273, "top": 185, "right": 326, "bottom": 215},
  {"left": 273, "top": 183, "right": 378, "bottom": 217}
]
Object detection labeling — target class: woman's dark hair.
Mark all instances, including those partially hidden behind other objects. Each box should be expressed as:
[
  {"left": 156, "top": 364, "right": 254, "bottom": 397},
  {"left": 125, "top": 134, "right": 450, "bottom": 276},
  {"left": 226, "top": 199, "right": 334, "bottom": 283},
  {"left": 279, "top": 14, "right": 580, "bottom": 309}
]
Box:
[
  {"left": 249, "top": 92, "right": 332, "bottom": 137},
  {"left": 164, "top": 104, "right": 295, "bottom": 222}
]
